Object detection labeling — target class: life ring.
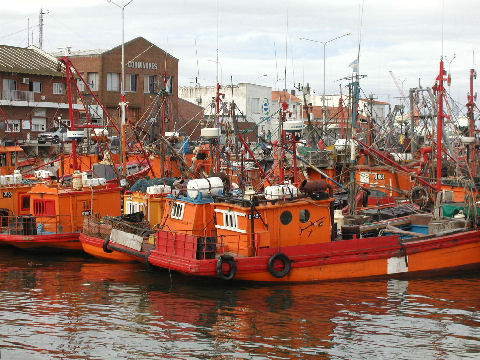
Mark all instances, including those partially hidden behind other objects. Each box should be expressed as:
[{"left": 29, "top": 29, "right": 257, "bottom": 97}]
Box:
[
  {"left": 267, "top": 252, "right": 291, "bottom": 278},
  {"left": 216, "top": 255, "right": 237, "bottom": 280},
  {"left": 102, "top": 235, "right": 113, "bottom": 253}
]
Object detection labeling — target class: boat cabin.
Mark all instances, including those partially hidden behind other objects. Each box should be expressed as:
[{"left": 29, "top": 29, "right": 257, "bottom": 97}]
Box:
[
  {"left": 0, "top": 146, "right": 23, "bottom": 175},
  {"left": 30, "top": 182, "right": 121, "bottom": 234}
]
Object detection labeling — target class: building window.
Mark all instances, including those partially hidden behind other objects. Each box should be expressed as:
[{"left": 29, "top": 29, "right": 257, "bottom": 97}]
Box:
[
  {"left": 251, "top": 97, "right": 260, "bottom": 114},
  {"left": 76, "top": 78, "right": 85, "bottom": 92},
  {"left": 87, "top": 72, "right": 99, "bottom": 91},
  {"left": 53, "top": 83, "right": 64, "bottom": 94},
  {"left": 31, "top": 118, "right": 46, "bottom": 132},
  {"left": 2, "top": 79, "right": 16, "bottom": 91},
  {"left": 0, "top": 154, "right": 6, "bottom": 166},
  {"left": 126, "top": 74, "right": 137, "bottom": 92},
  {"left": 107, "top": 73, "right": 120, "bottom": 91},
  {"left": 5, "top": 120, "right": 20, "bottom": 133},
  {"left": 29, "top": 81, "right": 42, "bottom": 93},
  {"left": 143, "top": 75, "right": 156, "bottom": 94}
]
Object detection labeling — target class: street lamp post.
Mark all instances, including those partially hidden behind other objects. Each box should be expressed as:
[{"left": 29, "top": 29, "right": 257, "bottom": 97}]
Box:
[
  {"left": 108, "top": 0, "right": 134, "bottom": 181},
  {"left": 299, "top": 32, "right": 351, "bottom": 135}
]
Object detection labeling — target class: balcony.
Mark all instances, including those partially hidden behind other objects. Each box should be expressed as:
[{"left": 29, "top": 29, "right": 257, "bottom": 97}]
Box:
[{"left": 1, "top": 90, "right": 34, "bottom": 102}]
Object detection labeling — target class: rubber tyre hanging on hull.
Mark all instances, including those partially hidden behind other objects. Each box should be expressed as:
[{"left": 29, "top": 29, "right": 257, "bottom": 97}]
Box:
[
  {"left": 216, "top": 255, "right": 237, "bottom": 280},
  {"left": 267, "top": 252, "right": 291, "bottom": 278},
  {"left": 102, "top": 235, "right": 113, "bottom": 253}
]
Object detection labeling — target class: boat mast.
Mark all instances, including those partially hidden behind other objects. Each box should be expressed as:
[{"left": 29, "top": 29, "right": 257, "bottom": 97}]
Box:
[
  {"left": 467, "top": 68, "right": 476, "bottom": 177},
  {"left": 435, "top": 59, "right": 446, "bottom": 192},
  {"left": 65, "top": 61, "right": 77, "bottom": 171}
]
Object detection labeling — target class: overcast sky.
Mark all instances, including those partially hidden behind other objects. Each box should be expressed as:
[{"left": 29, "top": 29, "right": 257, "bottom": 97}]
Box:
[{"left": 2, "top": 0, "right": 479, "bottom": 111}]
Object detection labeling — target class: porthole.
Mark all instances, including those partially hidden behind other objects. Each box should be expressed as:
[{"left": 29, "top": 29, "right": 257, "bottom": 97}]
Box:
[
  {"left": 299, "top": 209, "right": 310, "bottom": 223},
  {"left": 280, "top": 210, "right": 292, "bottom": 225}
]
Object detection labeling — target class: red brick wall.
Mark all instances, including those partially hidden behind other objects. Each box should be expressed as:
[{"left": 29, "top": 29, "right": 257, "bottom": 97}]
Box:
[{"left": 67, "top": 37, "right": 179, "bottom": 138}]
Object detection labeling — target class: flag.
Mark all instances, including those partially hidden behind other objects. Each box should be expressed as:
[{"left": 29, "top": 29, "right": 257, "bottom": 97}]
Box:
[{"left": 349, "top": 59, "right": 359, "bottom": 73}]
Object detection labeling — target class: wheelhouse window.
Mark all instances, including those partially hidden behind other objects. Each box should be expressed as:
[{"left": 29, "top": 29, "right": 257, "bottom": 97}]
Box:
[
  {"left": 21, "top": 195, "right": 30, "bottom": 211},
  {"left": 107, "top": 73, "right": 120, "bottom": 91},
  {"left": 171, "top": 202, "right": 185, "bottom": 220},
  {"left": 33, "top": 199, "right": 55, "bottom": 216}
]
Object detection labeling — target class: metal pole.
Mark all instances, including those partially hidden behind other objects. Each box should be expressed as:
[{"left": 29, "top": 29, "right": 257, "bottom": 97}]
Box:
[
  {"left": 108, "top": 0, "right": 134, "bottom": 181},
  {"left": 435, "top": 60, "right": 445, "bottom": 192},
  {"left": 323, "top": 42, "right": 326, "bottom": 135}
]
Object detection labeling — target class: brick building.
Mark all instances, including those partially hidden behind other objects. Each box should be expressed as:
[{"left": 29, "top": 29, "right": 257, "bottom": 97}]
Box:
[
  {"left": 61, "top": 37, "right": 179, "bottom": 138},
  {"left": 0, "top": 45, "right": 79, "bottom": 144}
]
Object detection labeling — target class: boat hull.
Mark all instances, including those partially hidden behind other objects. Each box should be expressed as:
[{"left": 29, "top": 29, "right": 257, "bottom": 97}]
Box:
[
  {"left": 79, "top": 233, "right": 138, "bottom": 262},
  {"left": 148, "top": 230, "right": 480, "bottom": 282},
  {"left": 0, "top": 232, "right": 81, "bottom": 251}
]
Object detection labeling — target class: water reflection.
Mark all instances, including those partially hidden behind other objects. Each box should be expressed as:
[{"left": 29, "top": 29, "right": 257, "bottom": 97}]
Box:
[{"left": 0, "top": 247, "right": 479, "bottom": 359}]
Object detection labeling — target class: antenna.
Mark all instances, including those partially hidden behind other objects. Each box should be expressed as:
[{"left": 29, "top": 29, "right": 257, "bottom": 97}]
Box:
[
  {"left": 441, "top": 0, "right": 445, "bottom": 58},
  {"left": 274, "top": 41, "right": 279, "bottom": 90},
  {"left": 27, "top": 18, "right": 29, "bottom": 46},
  {"left": 357, "top": 0, "right": 365, "bottom": 74},
  {"left": 284, "top": 11, "right": 288, "bottom": 91},
  {"left": 38, "top": 7, "right": 48, "bottom": 49},
  {"left": 216, "top": 0, "right": 219, "bottom": 85},
  {"left": 195, "top": 38, "right": 200, "bottom": 86}
]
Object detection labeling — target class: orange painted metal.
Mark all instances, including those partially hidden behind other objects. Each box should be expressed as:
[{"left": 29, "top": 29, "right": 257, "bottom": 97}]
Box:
[{"left": 79, "top": 233, "right": 137, "bottom": 262}]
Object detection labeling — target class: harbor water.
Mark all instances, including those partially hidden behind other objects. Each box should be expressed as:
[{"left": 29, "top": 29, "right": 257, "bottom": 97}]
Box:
[{"left": 0, "top": 247, "right": 479, "bottom": 360}]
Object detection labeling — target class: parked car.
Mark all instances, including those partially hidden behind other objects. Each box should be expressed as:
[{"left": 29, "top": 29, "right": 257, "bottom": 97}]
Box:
[{"left": 37, "top": 127, "right": 68, "bottom": 144}]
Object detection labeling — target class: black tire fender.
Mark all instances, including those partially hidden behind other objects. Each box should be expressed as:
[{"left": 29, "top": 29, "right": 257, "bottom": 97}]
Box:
[
  {"left": 216, "top": 255, "right": 237, "bottom": 280},
  {"left": 267, "top": 252, "right": 291, "bottom": 278},
  {"left": 102, "top": 235, "right": 113, "bottom": 253}
]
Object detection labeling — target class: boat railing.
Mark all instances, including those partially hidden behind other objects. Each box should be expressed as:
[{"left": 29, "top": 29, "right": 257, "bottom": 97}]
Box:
[
  {"left": 156, "top": 230, "right": 260, "bottom": 260},
  {"left": 0, "top": 214, "right": 85, "bottom": 235}
]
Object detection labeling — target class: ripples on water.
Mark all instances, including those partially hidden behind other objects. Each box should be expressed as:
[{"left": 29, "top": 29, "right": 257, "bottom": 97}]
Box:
[{"left": 0, "top": 247, "right": 479, "bottom": 360}]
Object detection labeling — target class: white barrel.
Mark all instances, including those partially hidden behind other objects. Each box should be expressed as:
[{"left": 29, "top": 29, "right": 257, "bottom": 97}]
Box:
[
  {"left": 146, "top": 186, "right": 158, "bottom": 195},
  {"left": 90, "top": 178, "right": 100, "bottom": 187},
  {"left": 187, "top": 177, "right": 223, "bottom": 199},
  {"left": 264, "top": 184, "right": 298, "bottom": 200},
  {"left": 4, "top": 175, "right": 13, "bottom": 185},
  {"left": 98, "top": 178, "right": 106, "bottom": 186},
  {"left": 13, "top": 170, "right": 22, "bottom": 184},
  {"left": 72, "top": 170, "right": 83, "bottom": 190}
]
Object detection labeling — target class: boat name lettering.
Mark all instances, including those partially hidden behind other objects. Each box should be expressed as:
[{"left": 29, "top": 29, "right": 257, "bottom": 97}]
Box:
[
  {"left": 2, "top": 191, "right": 12, "bottom": 198},
  {"left": 375, "top": 174, "right": 385, "bottom": 180},
  {"left": 81, "top": 210, "right": 91, "bottom": 216}
]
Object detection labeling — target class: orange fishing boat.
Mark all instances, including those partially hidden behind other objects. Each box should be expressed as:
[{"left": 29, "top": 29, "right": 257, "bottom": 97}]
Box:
[
  {"left": 79, "top": 180, "right": 176, "bottom": 262},
  {"left": 0, "top": 178, "right": 121, "bottom": 251},
  {"left": 144, "top": 177, "right": 480, "bottom": 282}
]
